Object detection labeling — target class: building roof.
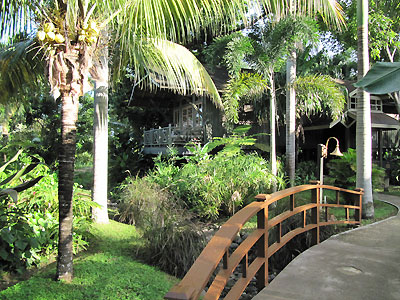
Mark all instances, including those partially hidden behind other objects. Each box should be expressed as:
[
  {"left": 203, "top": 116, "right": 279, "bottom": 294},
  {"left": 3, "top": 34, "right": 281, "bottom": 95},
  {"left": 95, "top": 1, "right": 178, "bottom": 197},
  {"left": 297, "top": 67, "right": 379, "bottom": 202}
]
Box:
[{"left": 347, "top": 111, "right": 400, "bottom": 130}]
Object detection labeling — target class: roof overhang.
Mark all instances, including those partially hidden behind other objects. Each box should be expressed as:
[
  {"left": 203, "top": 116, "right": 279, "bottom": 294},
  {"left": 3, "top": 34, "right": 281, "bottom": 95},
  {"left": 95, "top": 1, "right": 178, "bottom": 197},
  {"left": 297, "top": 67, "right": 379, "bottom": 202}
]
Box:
[
  {"left": 304, "top": 111, "right": 400, "bottom": 131},
  {"left": 348, "top": 111, "right": 400, "bottom": 130}
]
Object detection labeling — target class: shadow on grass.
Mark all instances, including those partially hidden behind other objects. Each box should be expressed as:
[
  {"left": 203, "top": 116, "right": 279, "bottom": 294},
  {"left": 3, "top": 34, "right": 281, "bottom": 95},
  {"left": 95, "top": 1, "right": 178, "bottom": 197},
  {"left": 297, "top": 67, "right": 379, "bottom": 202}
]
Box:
[{"left": 0, "top": 221, "right": 177, "bottom": 300}]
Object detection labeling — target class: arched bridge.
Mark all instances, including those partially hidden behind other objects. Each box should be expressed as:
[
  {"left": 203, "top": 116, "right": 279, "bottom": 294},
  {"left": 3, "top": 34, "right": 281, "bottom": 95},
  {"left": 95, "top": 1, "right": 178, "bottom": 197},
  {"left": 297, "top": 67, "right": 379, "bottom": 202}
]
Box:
[{"left": 164, "top": 182, "right": 364, "bottom": 300}]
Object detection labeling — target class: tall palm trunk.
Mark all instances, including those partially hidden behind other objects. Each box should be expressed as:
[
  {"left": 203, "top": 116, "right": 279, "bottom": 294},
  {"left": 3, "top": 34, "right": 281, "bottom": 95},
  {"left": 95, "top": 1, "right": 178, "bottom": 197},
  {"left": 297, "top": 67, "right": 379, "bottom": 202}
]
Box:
[
  {"left": 92, "top": 44, "right": 109, "bottom": 224},
  {"left": 286, "top": 51, "right": 296, "bottom": 186},
  {"left": 57, "top": 91, "right": 79, "bottom": 282},
  {"left": 356, "top": 0, "right": 374, "bottom": 218},
  {"left": 54, "top": 39, "right": 92, "bottom": 281},
  {"left": 268, "top": 71, "right": 277, "bottom": 192}
]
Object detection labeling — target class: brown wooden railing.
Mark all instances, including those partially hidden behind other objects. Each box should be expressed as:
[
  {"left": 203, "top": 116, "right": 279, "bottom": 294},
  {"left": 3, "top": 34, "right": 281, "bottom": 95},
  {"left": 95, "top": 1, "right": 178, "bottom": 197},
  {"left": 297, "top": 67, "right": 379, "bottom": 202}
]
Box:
[{"left": 164, "top": 182, "right": 363, "bottom": 300}]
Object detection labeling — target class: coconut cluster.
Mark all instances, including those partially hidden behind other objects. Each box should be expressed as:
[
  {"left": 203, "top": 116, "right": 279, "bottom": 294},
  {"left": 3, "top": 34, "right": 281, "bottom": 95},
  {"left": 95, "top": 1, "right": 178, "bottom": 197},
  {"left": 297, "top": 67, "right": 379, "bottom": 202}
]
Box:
[
  {"left": 37, "top": 22, "right": 65, "bottom": 44},
  {"left": 36, "top": 20, "right": 100, "bottom": 55},
  {"left": 78, "top": 21, "right": 100, "bottom": 44}
]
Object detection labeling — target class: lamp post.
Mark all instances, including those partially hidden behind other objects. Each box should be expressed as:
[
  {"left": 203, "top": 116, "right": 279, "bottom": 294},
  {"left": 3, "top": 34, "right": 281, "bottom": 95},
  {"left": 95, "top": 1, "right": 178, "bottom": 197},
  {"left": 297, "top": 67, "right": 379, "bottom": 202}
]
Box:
[{"left": 318, "top": 137, "right": 343, "bottom": 201}]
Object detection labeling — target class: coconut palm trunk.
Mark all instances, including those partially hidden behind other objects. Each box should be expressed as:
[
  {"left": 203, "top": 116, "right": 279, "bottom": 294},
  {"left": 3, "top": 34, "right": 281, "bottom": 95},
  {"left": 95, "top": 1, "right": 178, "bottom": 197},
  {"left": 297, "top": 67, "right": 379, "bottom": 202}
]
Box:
[
  {"left": 286, "top": 51, "right": 296, "bottom": 186},
  {"left": 57, "top": 91, "right": 80, "bottom": 281},
  {"left": 356, "top": 0, "right": 374, "bottom": 218}
]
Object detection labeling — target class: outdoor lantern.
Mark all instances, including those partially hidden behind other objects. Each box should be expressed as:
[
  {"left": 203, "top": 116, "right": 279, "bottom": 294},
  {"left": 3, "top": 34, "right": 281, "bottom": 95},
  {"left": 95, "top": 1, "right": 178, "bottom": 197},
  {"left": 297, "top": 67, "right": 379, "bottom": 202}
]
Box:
[{"left": 321, "top": 137, "right": 343, "bottom": 158}]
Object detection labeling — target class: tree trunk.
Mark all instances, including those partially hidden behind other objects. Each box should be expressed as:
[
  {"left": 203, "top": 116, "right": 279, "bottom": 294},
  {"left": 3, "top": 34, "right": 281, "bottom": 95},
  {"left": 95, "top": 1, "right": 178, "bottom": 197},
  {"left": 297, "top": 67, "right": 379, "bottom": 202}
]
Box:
[
  {"left": 92, "top": 46, "right": 109, "bottom": 224},
  {"left": 356, "top": 0, "right": 374, "bottom": 218},
  {"left": 268, "top": 71, "right": 277, "bottom": 192},
  {"left": 286, "top": 51, "right": 296, "bottom": 187},
  {"left": 56, "top": 91, "right": 79, "bottom": 282}
]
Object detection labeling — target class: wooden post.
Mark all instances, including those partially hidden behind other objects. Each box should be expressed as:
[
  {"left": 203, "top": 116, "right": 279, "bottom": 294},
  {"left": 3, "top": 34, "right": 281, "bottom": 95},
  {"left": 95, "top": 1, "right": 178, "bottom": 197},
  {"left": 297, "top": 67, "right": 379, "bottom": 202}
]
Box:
[
  {"left": 354, "top": 188, "right": 363, "bottom": 222},
  {"left": 256, "top": 205, "right": 268, "bottom": 291},
  {"left": 168, "top": 124, "right": 172, "bottom": 147},
  {"left": 310, "top": 186, "right": 320, "bottom": 245}
]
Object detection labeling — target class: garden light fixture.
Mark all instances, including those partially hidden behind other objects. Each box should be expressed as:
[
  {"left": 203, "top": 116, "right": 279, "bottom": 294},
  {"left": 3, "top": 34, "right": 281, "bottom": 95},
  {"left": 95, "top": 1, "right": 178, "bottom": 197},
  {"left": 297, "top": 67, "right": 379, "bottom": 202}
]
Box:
[
  {"left": 318, "top": 137, "right": 343, "bottom": 201},
  {"left": 321, "top": 137, "right": 343, "bottom": 159}
]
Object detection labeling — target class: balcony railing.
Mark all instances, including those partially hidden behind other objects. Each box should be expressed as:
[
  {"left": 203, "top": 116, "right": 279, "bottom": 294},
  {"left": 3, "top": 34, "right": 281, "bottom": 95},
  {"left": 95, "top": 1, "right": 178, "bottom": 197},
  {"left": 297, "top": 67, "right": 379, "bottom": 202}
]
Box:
[{"left": 143, "top": 125, "right": 204, "bottom": 147}]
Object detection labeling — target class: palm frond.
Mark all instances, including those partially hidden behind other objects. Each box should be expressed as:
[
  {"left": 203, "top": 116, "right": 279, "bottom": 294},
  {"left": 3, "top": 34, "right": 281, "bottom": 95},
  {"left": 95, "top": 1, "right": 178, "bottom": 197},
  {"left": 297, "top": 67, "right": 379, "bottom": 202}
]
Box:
[
  {"left": 223, "top": 72, "right": 269, "bottom": 123},
  {"left": 295, "top": 74, "right": 345, "bottom": 119},
  {"left": 109, "top": 0, "right": 251, "bottom": 44},
  {"left": 0, "top": 0, "right": 35, "bottom": 37},
  {"left": 0, "top": 38, "right": 44, "bottom": 104},
  {"left": 266, "top": 0, "right": 345, "bottom": 30},
  {"left": 125, "top": 37, "right": 221, "bottom": 106}
]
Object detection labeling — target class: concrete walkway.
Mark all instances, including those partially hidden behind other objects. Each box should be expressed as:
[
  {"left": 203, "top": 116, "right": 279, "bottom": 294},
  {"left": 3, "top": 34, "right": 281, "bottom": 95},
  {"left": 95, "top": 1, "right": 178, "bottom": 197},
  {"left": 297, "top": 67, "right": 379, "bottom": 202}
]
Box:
[{"left": 254, "top": 193, "right": 400, "bottom": 300}]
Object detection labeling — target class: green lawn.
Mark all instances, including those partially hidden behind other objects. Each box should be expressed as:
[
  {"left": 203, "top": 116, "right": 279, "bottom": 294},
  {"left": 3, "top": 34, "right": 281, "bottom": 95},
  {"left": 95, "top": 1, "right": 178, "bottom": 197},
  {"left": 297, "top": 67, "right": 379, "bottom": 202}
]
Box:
[{"left": 0, "top": 221, "right": 177, "bottom": 300}]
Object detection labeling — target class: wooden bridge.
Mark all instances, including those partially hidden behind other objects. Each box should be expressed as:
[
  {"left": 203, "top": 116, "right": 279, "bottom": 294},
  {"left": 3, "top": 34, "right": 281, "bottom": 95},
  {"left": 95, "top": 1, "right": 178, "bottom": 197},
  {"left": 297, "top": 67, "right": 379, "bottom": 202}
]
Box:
[{"left": 164, "top": 181, "right": 363, "bottom": 300}]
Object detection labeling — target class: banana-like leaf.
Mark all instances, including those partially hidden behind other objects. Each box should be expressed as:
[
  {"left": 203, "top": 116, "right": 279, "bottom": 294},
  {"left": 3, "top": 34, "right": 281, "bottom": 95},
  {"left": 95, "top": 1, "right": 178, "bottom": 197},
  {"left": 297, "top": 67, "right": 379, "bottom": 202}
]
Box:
[
  {"left": 0, "top": 189, "right": 18, "bottom": 202},
  {"left": 354, "top": 62, "right": 400, "bottom": 95},
  {"left": 0, "top": 159, "right": 40, "bottom": 187},
  {"left": 0, "top": 149, "right": 23, "bottom": 174},
  {"left": 0, "top": 176, "right": 43, "bottom": 202}
]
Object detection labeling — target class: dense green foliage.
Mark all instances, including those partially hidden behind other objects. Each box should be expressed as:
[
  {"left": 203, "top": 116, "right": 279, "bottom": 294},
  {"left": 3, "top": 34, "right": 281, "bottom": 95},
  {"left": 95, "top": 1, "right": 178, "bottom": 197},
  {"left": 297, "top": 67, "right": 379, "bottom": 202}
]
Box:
[
  {"left": 0, "top": 150, "right": 94, "bottom": 273},
  {"left": 148, "top": 148, "right": 283, "bottom": 219},
  {"left": 326, "top": 148, "right": 385, "bottom": 191},
  {"left": 116, "top": 132, "right": 285, "bottom": 276},
  {"left": 117, "top": 176, "right": 206, "bottom": 277},
  {"left": 0, "top": 221, "right": 177, "bottom": 299},
  {"left": 384, "top": 149, "right": 400, "bottom": 185},
  {"left": 295, "top": 160, "right": 318, "bottom": 185}
]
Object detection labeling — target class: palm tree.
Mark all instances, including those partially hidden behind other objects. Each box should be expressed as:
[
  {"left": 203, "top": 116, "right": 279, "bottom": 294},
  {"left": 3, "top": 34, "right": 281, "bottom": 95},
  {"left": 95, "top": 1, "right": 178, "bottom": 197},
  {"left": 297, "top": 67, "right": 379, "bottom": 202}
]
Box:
[
  {"left": 218, "top": 17, "right": 318, "bottom": 191},
  {"left": 281, "top": 0, "right": 345, "bottom": 186},
  {"left": 356, "top": 0, "right": 374, "bottom": 218}
]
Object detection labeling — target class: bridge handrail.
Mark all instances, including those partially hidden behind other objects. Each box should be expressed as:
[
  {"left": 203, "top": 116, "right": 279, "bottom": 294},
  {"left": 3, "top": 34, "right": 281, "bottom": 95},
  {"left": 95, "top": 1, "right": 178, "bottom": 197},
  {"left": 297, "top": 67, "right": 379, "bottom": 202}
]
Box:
[{"left": 164, "top": 183, "right": 363, "bottom": 300}]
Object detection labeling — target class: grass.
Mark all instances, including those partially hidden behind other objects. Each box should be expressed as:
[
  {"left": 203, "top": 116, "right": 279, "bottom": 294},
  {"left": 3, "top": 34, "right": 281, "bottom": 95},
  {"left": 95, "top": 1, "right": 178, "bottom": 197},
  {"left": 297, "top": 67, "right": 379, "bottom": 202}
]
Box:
[{"left": 0, "top": 221, "right": 177, "bottom": 300}]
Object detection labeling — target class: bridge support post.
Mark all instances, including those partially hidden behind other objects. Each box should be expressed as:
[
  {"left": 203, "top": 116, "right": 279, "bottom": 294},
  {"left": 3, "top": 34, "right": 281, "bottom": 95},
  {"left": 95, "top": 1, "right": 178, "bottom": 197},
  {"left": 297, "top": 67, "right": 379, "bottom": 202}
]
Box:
[
  {"left": 310, "top": 185, "right": 320, "bottom": 245},
  {"left": 354, "top": 188, "right": 363, "bottom": 222},
  {"left": 256, "top": 205, "right": 268, "bottom": 292}
]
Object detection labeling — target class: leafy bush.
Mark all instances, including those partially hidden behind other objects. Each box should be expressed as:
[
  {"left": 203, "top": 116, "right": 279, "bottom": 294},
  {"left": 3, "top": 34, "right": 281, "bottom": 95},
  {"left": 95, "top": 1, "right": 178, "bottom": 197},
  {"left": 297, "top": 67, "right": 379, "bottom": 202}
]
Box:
[
  {"left": 295, "top": 160, "right": 318, "bottom": 185},
  {"left": 326, "top": 148, "right": 385, "bottom": 191},
  {"left": 117, "top": 176, "right": 176, "bottom": 228},
  {"left": 148, "top": 148, "right": 284, "bottom": 220},
  {"left": 117, "top": 176, "right": 205, "bottom": 278},
  {"left": 0, "top": 150, "right": 94, "bottom": 272},
  {"left": 140, "top": 219, "right": 206, "bottom": 278},
  {"left": 383, "top": 149, "right": 400, "bottom": 185}
]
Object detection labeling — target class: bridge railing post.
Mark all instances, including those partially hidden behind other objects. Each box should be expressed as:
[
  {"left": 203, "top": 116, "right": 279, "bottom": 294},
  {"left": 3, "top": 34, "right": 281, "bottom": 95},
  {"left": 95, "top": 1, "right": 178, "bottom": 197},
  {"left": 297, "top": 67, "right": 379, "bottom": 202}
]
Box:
[
  {"left": 354, "top": 188, "right": 363, "bottom": 222},
  {"left": 256, "top": 199, "right": 268, "bottom": 292},
  {"left": 310, "top": 180, "right": 320, "bottom": 245}
]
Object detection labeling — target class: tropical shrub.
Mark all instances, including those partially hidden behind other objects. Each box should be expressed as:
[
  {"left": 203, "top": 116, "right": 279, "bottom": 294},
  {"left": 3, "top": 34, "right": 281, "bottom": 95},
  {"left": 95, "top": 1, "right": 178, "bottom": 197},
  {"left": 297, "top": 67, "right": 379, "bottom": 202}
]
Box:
[
  {"left": 0, "top": 150, "right": 94, "bottom": 272},
  {"left": 295, "top": 160, "right": 317, "bottom": 185},
  {"left": 326, "top": 148, "right": 385, "bottom": 191},
  {"left": 117, "top": 176, "right": 177, "bottom": 228},
  {"left": 117, "top": 176, "right": 205, "bottom": 278},
  {"left": 383, "top": 149, "right": 400, "bottom": 185},
  {"left": 147, "top": 148, "right": 284, "bottom": 220}
]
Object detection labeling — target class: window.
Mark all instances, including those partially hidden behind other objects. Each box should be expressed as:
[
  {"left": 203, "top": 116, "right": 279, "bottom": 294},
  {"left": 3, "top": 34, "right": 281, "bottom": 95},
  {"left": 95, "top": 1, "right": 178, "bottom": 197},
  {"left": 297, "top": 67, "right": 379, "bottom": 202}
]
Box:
[
  {"left": 371, "top": 99, "right": 382, "bottom": 112},
  {"left": 174, "top": 100, "right": 203, "bottom": 128},
  {"left": 194, "top": 103, "right": 203, "bottom": 127},
  {"left": 349, "top": 98, "right": 357, "bottom": 110},
  {"left": 348, "top": 98, "right": 382, "bottom": 112}
]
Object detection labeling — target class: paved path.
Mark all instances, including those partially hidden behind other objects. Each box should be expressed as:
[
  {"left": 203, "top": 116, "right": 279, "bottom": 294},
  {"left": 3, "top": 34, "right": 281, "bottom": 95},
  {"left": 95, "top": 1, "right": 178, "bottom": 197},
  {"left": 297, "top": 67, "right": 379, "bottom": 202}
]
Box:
[{"left": 253, "top": 193, "right": 400, "bottom": 300}]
